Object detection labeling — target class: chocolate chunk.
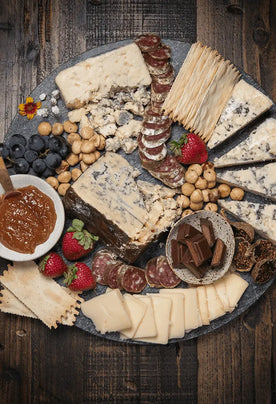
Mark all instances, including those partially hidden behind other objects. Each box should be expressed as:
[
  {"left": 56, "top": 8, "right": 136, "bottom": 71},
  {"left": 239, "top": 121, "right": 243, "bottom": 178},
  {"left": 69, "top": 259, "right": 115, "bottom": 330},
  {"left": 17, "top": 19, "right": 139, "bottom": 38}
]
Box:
[
  {"left": 211, "top": 238, "right": 226, "bottom": 267},
  {"left": 171, "top": 239, "right": 186, "bottom": 267},
  {"left": 200, "top": 218, "right": 215, "bottom": 248},
  {"left": 181, "top": 248, "right": 208, "bottom": 278},
  {"left": 177, "top": 223, "right": 200, "bottom": 243},
  {"left": 185, "top": 233, "right": 212, "bottom": 267}
]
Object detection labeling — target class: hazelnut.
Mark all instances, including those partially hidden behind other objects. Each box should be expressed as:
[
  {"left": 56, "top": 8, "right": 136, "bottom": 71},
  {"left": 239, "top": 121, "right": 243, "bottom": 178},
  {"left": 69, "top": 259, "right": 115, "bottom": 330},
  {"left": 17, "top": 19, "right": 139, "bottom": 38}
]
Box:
[
  {"left": 207, "top": 181, "right": 216, "bottom": 189},
  {"left": 38, "top": 121, "right": 52, "bottom": 136},
  {"left": 189, "top": 164, "right": 202, "bottom": 176},
  {"left": 52, "top": 122, "right": 64, "bottom": 136},
  {"left": 80, "top": 161, "right": 89, "bottom": 172},
  {"left": 202, "top": 161, "right": 214, "bottom": 171},
  {"left": 46, "top": 176, "right": 59, "bottom": 189},
  {"left": 195, "top": 177, "right": 208, "bottom": 190},
  {"left": 190, "top": 201, "right": 203, "bottom": 211},
  {"left": 55, "top": 160, "right": 69, "bottom": 174},
  {"left": 204, "top": 203, "right": 218, "bottom": 212},
  {"left": 181, "top": 182, "right": 195, "bottom": 196},
  {"left": 93, "top": 134, "right": 105, "bottom": 150},
  {"left": 218, "top": 183, "right": 231, "bottom": 198},
  {"left": 81, "top": 140, "right": 96, "bottom": 154},
  {"left": 176, "top": 195, "right": 190, "bottom": 209},
  {"left": 185, "top": 169, "right": 199, "bottom": 184},
  {"left": 181, "top": 209, "right": 193, "bottom": 217},
  {"left": 66, "top": 152, "right": 79, "bottom": 166},
  {"left": 209, "top": 188, "right": 220, "bottom": 202},
  {"left": 81, "top": 126, "right": 95, "bottom": 140},
  {"left": 203, "top": 168, "right": 216, "bottom": 182},
  {"left": 82, "top": 152, "right": 97, "bottom": 165},
  {"left": 230, "top": 187, "right": 244, "bottom": 201},
  {"left": 190, "top": 189, "right": 203, "bottom": 203},
  {"left": 58, "top": 183, "right": 71, "bottom": 196},
  {"left": 67, "top": 133, "right": 81, "bottom": 145},
  {"left": 202, "top": 189, "right": 211, "bottom": 203},
  {"left": 72, "top": 140, "right": 82, "bottom": 155},
  {"left": 71, "top": 168, "right": 82, "bottom": 181},
  {"left": 94, "top": 150, "right": 101, "bottom": 161},
  {"left": 57, "top": 171, "right": 72, "bottom": 183},
  {"left": 64, "top": 120, "right": 78, "bottom": 133}
]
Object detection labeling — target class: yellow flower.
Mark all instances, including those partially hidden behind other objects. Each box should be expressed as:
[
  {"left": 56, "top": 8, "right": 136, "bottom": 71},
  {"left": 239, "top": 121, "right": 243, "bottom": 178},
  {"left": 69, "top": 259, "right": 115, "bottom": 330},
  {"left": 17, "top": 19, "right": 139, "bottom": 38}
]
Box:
[{"left": 18, "top": 96, "right": 41, "bottom": 120}]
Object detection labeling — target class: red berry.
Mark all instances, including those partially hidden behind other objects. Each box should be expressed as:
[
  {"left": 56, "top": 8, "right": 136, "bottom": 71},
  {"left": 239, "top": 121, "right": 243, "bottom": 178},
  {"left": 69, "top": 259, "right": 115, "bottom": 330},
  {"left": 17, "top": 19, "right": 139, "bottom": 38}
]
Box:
[
  {"left": 39, "top": 252, "right": 67, "bottom": 278},
  {"left": 62, "top": 219, "right": 98, "bottom": 260},
  {"left": 63, "top": 263, "right": 96, "bottom": 291},
  {"left": 170, "top": 133, "right": 208, "bottom": 164}
]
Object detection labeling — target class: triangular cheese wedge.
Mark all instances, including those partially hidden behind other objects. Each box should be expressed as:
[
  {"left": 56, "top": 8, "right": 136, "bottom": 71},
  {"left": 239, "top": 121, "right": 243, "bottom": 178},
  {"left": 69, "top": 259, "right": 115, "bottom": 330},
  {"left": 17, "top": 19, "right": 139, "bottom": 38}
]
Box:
[
  {"left": 217, "top": 162, "right": 276, "bottom": 201},
  {"left": 218, "top": 200, "right": 276, "bottom": 243},
  {"left": 133, "top": 295, "right": 157, "bottom": 338},
  {"left": 224, "top": 273, "right": 249, "bottom": 311},
  {"left": 208, "top": 80, "right": 273, "bottom": 149},
  {"left": 213, "top": 277, "right": 231, "bottom": 312},
  {"left": 214, "top": 118, "right": 276, "bottom": 168}
]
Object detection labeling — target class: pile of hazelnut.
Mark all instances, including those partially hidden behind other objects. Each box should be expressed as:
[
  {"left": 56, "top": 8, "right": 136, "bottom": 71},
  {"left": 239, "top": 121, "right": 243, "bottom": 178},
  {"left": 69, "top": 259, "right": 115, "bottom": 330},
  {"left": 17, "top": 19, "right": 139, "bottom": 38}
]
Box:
[{"left": 176, "top": 162, "right": 244, "bottom": 217}]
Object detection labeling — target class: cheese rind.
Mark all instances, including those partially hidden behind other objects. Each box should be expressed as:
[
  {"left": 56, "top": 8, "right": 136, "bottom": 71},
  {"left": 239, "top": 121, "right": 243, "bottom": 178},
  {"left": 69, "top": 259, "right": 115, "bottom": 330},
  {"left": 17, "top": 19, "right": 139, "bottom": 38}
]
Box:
[{"left": 208, "top": 80, "right": 273, "bottom": 149}]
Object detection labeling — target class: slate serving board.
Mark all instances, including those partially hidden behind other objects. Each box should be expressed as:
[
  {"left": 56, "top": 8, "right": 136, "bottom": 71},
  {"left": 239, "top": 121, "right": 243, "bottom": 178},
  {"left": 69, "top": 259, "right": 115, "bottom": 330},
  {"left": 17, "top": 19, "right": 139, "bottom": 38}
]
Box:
[{"left": 2, "top": 39, "right": 276, "bottom": 344}]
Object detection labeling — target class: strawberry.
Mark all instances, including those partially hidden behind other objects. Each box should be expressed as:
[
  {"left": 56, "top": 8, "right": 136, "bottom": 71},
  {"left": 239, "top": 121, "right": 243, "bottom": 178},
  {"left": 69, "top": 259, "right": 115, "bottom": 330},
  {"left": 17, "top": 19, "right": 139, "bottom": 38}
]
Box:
[
  {"left": 170, "top": 132, "right": 208, "bottom": 164},
  {"left": 39, "top": 252, "right": 67, "bottom": 278},
  {"left": 63, "top": 262, "right": 96, "bottom": 291},
  {"left": 62, "top": 219, "right": 99, "bottom": 261}
]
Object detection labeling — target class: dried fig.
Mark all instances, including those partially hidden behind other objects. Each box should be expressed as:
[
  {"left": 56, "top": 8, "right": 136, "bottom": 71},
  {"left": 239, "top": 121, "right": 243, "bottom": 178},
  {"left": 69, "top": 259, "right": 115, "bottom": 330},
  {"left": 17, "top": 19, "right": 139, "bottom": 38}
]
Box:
[
  {"left": 233, "top": 237, "right": 255, "bottom": 272},
  {"left": 251, "top": 259, "right": 276, "bottom": 284}
]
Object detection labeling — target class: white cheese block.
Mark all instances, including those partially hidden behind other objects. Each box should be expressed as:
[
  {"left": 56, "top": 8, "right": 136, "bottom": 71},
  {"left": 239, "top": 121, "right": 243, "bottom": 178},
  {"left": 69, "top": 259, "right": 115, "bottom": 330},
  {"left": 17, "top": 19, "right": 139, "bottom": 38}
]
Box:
[
  {"left": 224, "top": 273, "right": 249, "bottom": 311},
  {"left": 214, "top": 118, "right": 276, "bottom": 168},
  {"left": 213, "top": 277, "right": 231, "bottom": 312},
  {"left": 55, "top": 43, "right": 152, "bottom": 109},
  {"left": 205, "top": 284, "right": 226, "bottom": 321},
  {"left": 120, "top": 294, "right": 147, "bottom": 339},
  {"left": 196, "top": 286, "right": 210, "bottom": 325},
  {"left": 81, "top": 289, "right": 131, "bottom": 334},
  {"left": 217, "top": 162, "right": 276, "bottom": 201},
  {"left": 218, "top": 200, "right": 276, "bottom": 244},
  {"left": 208, "top": 80, "right": 273, "bottom": 149},
  {"left": 135, "top": 295, "right": 172, "bottom": 344},
  {"left": 133, "top": 296, "right": 157, "bottom": 338},
  {"left": 158, "top": 293, "right": 185, "bottom": 339}
]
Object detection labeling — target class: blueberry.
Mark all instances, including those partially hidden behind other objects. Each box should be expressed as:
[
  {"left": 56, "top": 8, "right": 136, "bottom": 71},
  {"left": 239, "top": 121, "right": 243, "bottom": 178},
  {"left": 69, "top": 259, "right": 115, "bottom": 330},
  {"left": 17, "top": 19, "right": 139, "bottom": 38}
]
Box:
[
  {"left": 32, "top": 158, "right": 46, "bottom": 174},
  {"left": 48, "top": 136, "right": 63, "bottom": 153},
  {"left": 14, "top": 158, "right": 30, "bottom": 174},
  {"left": 8, "top": 134, "right": 27, "bottom": 148},
  {"left": 24, "top": 150, "right": 38, "bottom": 163},
  {"left": 10, "top": 143, "right": 25, "bottom": 159},
  {"left": 45, "top": 152, "right": 62, "bottom": 169},
  {"left": 28, "top": 135, "right": 45, "bottom": 152},
  {"left": 42, "top": 167, "right": 56, "bottom": 177},
  {"left": 59, "top": 142, "right": 71, "bottom": 159},
  {"left": 43, "top": 135, "right": 50, "bottom": 149},
  {"left": 1, "top": 144, "right": 10, "bottom": 159}
]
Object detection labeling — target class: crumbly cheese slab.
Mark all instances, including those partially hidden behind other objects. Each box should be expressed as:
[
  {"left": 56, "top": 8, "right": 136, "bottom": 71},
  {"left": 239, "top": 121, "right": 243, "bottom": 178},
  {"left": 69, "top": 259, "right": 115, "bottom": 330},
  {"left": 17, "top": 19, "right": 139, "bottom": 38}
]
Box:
[
  {"left": 214, "top": 118, "right": 276, "bottom": 168},
  {"left": 55, "top": 43, "right": 152, "bottom": 109},
  {"left": 213, "top": 277, "right": 231, "bottom": 312},
  {"left": 0, "top": 262, "right": 77, "bottom": 328},
  {"left": 208, "top": 80, "right": 273, "bottom": 149},
  {"left": 158, "top": 292, "right": 185, "bottom": 339},
  {"left": 196, "top": 286, "right": 210, "bottom": 325},
  {"left": 120, "top": 294, "right": 147, "bottom": 339},
  {"left": 218, "top": 199, "right": 276, "bottom": 244},
  {"left": 133, "top": 295, "right": 157, "bottom": 338},
  {"left": 81, "top": 289, "right": 131, "bottom": 334},
  {"left": 216, "top": 162, "right": 276, "bottom": 201},
  {"left": 205, "top": 284, "right": 226, "bottom": 321},
  {"left": 224, "top": 273, "right": 249, "bottom": 311}
]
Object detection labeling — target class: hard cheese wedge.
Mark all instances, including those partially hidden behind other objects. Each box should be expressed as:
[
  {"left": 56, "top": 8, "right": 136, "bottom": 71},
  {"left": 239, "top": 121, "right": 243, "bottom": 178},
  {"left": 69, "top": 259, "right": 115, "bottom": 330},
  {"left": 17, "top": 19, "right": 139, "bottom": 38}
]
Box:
[
  {"left": 224, "top": 273, "right": 249, "bottom": 311},
  {"left": 196, "top": 286, "right": 210, "bottom": 325},
  {"left": 213, "top": 277, "right": 231, "bottom": 312},
  {"left": 81, "top": 289, "right": 131, "bottom": 334},
  {"left": 214, "top": 118, "right": 276, "bottom": 168},
  {"left": 208, "top": 80, "right": 273, "bottom": 149},
  {"left": 217, "top": 162, "right": 276, "bottom": 201},
  {"left": 133, "top": 295, "right": 157, "bottom": 338},
  {"left": 205, "top": 284, "right": 226, "bottom": 321},
  {"left": 158, "top": 292, "right": 185, "bottom": 339},
  {"left": 120, "top": 294, "right": 147, "bottom": 339},
  {"left": 218, "top": 200, "right": 276, "bottom": 244}
]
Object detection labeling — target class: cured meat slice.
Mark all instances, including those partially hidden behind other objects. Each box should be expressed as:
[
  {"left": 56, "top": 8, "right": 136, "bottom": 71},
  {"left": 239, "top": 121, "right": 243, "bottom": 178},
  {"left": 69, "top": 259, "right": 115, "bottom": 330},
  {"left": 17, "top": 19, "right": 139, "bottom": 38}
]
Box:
[
  {"left": 138, "top": 149, "right": 161, "bottom": 170},
  {"left": 143, "top": 118, "right": 171, "bottom": 130},
  {"left": 142, "top": 129, "right": 171, "bottom": 147},
  {"left": 142, "top": 123, "right": 171, "bottom": 137},
  {"left": 138, "top": 134, "right": 167, "bottom": 160},
  {"left": 149, "top": 44, "right": 171, "bottom": 60},
  {"left": 135, "top": 34, "right": 161, "bottom": 53},
  {"left": 120, "top": 266, "right": 147, "bottom": 293},
  {"left": 152, "top": 81, "right": 172, "bottom": 94},
  {"left": 157, "top": 256, "right": 181, "bottom": 288},
  {"left": 151, "top": 89, "right": 170, "bottom": 103},
  {"left": 152, "top": 67, "right": 175, "bottom": 85},
  {"left": 91, "top": 249, "right": 118, "bottom": 285},
  {"left": 145, "top": 257, "right": 162, "bottom": 287},
  {"left": 150, "top": 101, "right": 166, "bottom": 113},
  {"left": 144, "top": 54, "right": 171, "bottom": 75},
  {"left": 107, "top": 262, "right": 123, "bottom": 289}
]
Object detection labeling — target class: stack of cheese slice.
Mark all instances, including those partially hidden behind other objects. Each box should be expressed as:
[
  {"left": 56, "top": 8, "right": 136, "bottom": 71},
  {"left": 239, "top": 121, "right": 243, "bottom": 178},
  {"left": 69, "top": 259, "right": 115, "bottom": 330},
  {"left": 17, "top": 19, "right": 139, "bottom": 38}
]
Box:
[{"left": 81, "top": 273, "right": 248, "bottom": 344}]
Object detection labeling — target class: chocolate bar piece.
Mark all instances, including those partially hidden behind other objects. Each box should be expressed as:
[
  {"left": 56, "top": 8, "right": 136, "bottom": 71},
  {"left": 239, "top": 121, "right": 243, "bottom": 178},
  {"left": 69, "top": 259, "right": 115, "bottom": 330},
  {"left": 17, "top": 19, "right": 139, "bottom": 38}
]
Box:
[
  {"left": 171, "top": 239, "right": 186, "bottom": 267},
  {"left": 177, "top": 223, "right": 200, "bottom": 244},
  {"left": 181, "top": 248, "right": 208, "bottom": 278},
  {"left": 185, "top": 233, "right": 212, "bottom": 267},
  {"left": 200, "top": 218, "right": 215, "bottom": 248},
  {"left": 211, "top": 238, "right": 226, "bottom": 267}
]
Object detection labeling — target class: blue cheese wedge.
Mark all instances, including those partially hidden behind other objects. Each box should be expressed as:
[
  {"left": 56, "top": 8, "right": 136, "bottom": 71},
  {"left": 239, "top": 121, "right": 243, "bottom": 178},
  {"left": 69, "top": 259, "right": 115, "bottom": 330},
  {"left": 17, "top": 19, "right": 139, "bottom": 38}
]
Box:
[
  {"left": 218, "top": 200, "right": 276, "bottom": 243},
  {"left": 208, "top": 80, "right": 273, "bottom": 149},
  {"left": 214, "top": 118, "right": 276, "bottom": 168},
  {"left": 55, "top": 43, "right": 151, "bottom": 109},
  {"left": 217, "top": 162, "right": 276, "bottom": 201}
]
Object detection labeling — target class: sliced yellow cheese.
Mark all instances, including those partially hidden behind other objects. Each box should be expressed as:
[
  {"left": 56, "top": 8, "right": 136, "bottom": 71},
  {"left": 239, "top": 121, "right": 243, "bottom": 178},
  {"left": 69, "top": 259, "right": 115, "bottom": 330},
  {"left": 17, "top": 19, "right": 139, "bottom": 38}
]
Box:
[
  {"left": 158, "top": 293, "right": 185, "bottom": 339},
  {"left": 224, "top": 273, "right": 249, "bottom": 311},
  {"left": 120, "top": 294, "right": 147, "bottom": 339},
  {"left": 196, "top": 286, "right": 210, "bottom": 325},
  {"left": 205, "top": 284, "right": 226, "bottom": 321},
  {"left": 81, "top": 289, "right": 131, "bottom": 334},
  {"left": 214, "top": 277, "right": 231, "bottom": 312},
  {"left": 133, "top": 295, "right": 157, "bottom": 338}
]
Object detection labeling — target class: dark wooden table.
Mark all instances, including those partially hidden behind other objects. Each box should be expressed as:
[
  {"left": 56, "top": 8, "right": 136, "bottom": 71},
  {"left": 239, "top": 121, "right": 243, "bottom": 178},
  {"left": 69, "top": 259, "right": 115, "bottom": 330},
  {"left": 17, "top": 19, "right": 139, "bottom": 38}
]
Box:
[{"left": 0, "top": 1, "right": 275, "bottom": 403}]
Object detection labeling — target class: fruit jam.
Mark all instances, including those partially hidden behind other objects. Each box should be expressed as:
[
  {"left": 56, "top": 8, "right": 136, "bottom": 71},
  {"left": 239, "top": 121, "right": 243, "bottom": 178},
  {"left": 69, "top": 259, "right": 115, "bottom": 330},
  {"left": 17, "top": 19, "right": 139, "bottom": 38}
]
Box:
[{"left": 0, "top": 185, "right": 56, "bottom": 254}]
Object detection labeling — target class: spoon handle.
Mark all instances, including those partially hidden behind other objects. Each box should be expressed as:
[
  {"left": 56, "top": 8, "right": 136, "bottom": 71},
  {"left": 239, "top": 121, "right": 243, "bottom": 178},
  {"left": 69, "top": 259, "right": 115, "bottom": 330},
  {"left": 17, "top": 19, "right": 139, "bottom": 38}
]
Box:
[{"left": 0, "top": 156, "right": 14, "bottom": 192}]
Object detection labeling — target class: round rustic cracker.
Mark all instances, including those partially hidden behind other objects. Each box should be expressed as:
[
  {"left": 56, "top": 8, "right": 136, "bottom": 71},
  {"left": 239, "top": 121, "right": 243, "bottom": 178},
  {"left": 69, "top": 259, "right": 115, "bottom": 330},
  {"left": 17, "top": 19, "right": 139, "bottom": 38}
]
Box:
[{"left": 165, "top": 211, "right": 235, "bottom": 285}]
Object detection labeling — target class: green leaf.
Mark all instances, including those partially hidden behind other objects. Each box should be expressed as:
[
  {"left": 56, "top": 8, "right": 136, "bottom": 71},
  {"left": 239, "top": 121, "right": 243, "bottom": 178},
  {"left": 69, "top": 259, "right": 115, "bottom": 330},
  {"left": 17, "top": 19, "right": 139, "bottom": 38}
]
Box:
[{"left": 71, "top": 219, "right": 85, "bottom": 232}]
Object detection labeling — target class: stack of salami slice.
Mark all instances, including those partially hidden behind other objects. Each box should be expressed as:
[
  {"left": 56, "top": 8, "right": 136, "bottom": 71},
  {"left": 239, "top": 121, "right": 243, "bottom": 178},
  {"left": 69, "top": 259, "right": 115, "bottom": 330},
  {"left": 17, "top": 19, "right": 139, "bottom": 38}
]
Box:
[
  {"left": 145, "top": 255, "right": 181, "bottom": 288},
  {"left": 135, "top": 33, "right": 185, "bottom": 188}
]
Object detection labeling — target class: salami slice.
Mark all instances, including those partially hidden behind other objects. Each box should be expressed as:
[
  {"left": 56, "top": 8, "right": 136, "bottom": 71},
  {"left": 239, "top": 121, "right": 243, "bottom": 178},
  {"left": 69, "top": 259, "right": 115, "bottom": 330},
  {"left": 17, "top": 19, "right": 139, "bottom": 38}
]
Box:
[
  {"left": 138, "top": 134, "right": 167, "bottom": 160},
  {"left": 142, "top": 128, "right": 171, "bottom": 146},
  {"left": 152, "top": 81, "right": 172, "bottom": 94},
  {"left": 148, "top": 44, "right": 171, "bottom": 60},
  {"left": 135, "top": 34, "right": 161, "bottom": 53},
  {"left": 144, "top": 54, "right": 171, "bottom": 75},
  {"left": 91, "top": 249, "right": 118, "bottom": 285},
  {"left": 143, "top": 118, "right": 171, "bottom": 131},
  {"left": 145, "top": 257, "right": 162, "bottom": 287},
  {"left": 152, "top": 68, "right": 175, "bottom": 85},
  {"left": 157, "top": 256, "right": 181, "bottom": 288},
  {"left": 142, "top": 124, "right": 170, "bottom": 138},
  {"left": 107, "top": 262, "right": 123, "bottom": 289},
  {"left": 120, "top": 266, "right": 147, "bottom": 293},
  {"left": 138, "top": 149, "right": 162, "bottom": 170},
  {"left": 151, "top": 90, "right": 170, "bottom": 103}
]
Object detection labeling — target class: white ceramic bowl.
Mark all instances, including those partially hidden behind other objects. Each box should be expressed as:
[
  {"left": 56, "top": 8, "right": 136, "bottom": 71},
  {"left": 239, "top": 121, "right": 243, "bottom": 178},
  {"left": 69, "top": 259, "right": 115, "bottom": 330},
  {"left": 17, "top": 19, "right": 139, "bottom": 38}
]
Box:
[
  {"left": 165, "top": 211, "right": 235, "bottom": 285},
  {"left": 0, "top": 174, "right": 65, "bottom": 261}
]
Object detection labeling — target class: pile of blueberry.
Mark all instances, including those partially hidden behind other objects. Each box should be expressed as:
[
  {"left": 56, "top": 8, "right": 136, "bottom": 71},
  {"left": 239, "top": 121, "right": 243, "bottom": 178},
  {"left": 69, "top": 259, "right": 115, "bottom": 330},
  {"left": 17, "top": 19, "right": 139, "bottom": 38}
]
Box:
[{"left": 1, "top": 133, "right": 71, "bottom": 177}]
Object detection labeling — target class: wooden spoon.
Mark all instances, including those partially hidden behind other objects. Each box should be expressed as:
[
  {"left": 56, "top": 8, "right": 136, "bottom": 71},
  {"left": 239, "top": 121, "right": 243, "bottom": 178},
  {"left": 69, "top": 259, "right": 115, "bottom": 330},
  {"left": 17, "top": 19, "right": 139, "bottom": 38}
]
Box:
[{"left": 0, "top": 156, "right": 21, "bottom": 199}]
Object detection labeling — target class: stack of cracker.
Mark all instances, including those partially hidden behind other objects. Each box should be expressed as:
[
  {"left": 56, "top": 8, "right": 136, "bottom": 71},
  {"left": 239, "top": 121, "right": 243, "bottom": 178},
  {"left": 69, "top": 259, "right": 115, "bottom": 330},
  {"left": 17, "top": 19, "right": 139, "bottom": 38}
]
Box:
[
  {"left": 162, "top": 42, "right": 241, "bottom": 142},
  {"left": 0, "top": 261, "right": 83, "bottom": 328}
]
